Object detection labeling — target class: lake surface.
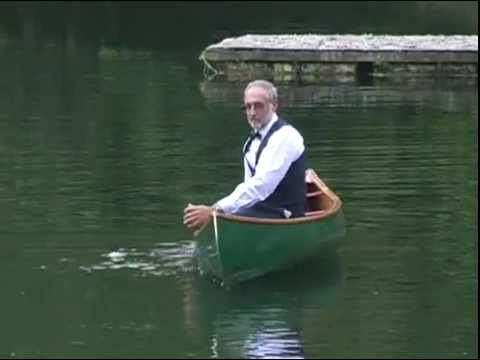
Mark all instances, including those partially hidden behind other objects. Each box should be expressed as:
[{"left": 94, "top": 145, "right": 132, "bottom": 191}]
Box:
[{"left": 0, "top": 2, "right": 477, "bottom": 358}]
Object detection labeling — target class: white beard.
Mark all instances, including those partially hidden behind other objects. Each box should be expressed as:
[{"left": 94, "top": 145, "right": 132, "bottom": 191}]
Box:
[{"left": 248, "top": 112, "right": 272, "bottom": 131}]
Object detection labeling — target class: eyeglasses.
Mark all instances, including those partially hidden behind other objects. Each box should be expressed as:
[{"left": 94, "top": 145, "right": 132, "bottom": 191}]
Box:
[{"left": 241, "top": 101, "right": 267, "bottom": 112}]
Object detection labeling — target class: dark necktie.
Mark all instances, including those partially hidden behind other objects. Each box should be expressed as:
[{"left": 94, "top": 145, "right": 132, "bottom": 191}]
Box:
[{"left": 249, "top": 130, "right": 261, "bottom": 141}]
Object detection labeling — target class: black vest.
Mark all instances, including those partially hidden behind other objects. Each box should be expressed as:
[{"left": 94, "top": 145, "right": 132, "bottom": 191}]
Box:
[{"left": 243, "top": 118, "right": 306, "bottom": 217}]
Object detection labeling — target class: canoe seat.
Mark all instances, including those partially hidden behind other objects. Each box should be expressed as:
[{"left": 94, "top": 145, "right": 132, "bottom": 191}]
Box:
[
  {"left": 306, "top": 190, "right": 323, "bottom": 198},
  {"left": 305, "top": 210, "right": 326, "bottom": 216}
]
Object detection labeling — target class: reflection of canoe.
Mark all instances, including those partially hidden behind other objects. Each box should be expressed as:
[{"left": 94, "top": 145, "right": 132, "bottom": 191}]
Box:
[
  {"left": 183, "top": 250, "right": 343, "bottom": 358},
  {"left": 195, "top": 169, "right": 346, "bottom": 285}
]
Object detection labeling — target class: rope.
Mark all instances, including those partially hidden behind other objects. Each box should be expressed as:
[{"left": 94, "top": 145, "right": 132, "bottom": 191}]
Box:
[
  {"left": 199, "top": 50, "right": 219, "bottom": 80},
  {"left": 212, "top": 209, "right": 219, "bottom": 246}
]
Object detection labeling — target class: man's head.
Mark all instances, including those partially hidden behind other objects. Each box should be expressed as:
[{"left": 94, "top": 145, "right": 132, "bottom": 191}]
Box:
[{"left": 243, "top": 80, "right": 278, "bottom": 130}]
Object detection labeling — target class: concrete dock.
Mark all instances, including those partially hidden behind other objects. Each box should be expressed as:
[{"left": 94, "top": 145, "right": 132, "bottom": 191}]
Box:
[{"left": 200, "top": 34, "right": 478, "bottom": 82}]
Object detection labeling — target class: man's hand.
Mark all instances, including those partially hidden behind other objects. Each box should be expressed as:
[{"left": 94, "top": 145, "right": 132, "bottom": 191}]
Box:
[{"left": 183, "top": 204, "right": 213, "bottom": 236}]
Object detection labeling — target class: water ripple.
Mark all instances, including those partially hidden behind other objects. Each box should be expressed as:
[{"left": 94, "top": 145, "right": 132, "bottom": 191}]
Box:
[{"left": 79, "top": 240, "right": 196, "bottom": 277}]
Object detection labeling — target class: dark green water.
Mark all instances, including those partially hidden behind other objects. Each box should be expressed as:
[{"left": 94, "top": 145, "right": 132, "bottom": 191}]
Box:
[{"left": 0, "top": 2, "right": 477, "bottom": 358}]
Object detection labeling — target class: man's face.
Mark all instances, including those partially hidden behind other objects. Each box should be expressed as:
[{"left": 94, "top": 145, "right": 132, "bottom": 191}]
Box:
[{"left": 243, "top": 87, "right": 278, "bottom": 130}]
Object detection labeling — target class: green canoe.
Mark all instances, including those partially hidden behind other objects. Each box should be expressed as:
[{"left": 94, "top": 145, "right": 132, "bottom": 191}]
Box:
[{"left": 194, "top": 169, "right": 346, "bottom": 285}]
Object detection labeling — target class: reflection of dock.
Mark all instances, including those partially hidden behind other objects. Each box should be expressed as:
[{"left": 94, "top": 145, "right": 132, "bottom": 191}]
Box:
[
  {"left": 200, "top": 34, "right": 478, "bottom": 82},
  {"left": 199, "top": 80, "right": 478, "bottom": 113}
]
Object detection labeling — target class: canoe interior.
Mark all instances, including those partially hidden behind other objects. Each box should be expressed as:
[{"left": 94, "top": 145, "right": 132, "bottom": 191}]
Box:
[
  {"left": 215, "top": 168, "right": 342, "bottom": 225},
  {"left": 306, "top": 174, "right": 335, "bottom": 214}
]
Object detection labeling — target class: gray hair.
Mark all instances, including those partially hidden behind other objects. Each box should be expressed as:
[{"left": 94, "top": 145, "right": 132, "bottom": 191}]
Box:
[{"left": 245, "top": 80, "right": 278, "bottom": 102}]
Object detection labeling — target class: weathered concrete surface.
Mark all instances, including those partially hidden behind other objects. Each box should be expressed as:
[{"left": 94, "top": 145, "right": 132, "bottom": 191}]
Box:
[
  {"left": 206, "top": 34, "right": 478, "bottom": 51},
  {"left": 200, "top": 34, "right": 478, "bottom": 82}
]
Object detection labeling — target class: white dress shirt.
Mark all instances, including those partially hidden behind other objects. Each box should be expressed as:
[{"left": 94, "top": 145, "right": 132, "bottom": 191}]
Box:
[{"left": 216, "top": 113, "right": 305, "bottom": 214}]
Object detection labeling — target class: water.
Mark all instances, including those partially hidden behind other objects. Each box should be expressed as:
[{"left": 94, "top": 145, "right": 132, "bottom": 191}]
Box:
[{"left": 0, "top": 2, "right": 477, "bottom": 358}]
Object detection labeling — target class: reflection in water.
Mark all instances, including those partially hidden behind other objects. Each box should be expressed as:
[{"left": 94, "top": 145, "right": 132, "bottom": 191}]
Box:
[
  {"left": 242, "top": 329, "right": 304, "bottom": 359},
  {"left": 212, "top": 309, "right": 306, "bottom": 359},
  {"left": 183, "top": 250, "right": 343, "bottom": 359},
  {"left": 78, "top": 240, "right": 343, "bottom": 359},
  {"left": 200, "top": 80, "right": 478, "bottom": 114}
]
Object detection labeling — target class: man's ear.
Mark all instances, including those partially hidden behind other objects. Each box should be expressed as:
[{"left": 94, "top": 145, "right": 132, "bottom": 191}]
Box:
[{"left": 271, "top": 101, "right": 278, "bottom": 112}]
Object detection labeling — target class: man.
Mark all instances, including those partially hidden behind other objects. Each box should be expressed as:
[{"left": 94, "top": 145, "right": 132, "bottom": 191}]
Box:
[{"left": 184, "top": 80, "right": 306, "bottom": 233}]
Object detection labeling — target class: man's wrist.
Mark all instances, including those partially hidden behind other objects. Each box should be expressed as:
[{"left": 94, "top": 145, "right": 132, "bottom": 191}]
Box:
[{"left": 211, "top": 203, "right": 224, "bottom": 213}]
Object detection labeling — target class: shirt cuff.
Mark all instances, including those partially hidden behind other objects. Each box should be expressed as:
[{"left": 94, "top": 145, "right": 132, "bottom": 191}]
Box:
[
  {"left": 212, "top": 202, "right": 225, "bottom": 213},
  {"left": 214, "top": 199, "right": 234, "bottom": 214}
]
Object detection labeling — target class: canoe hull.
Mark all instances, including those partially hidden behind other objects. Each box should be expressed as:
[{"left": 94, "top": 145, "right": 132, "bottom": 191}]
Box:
[{"left": 195, "top": 208, "right": 346, "bottom": 285}]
